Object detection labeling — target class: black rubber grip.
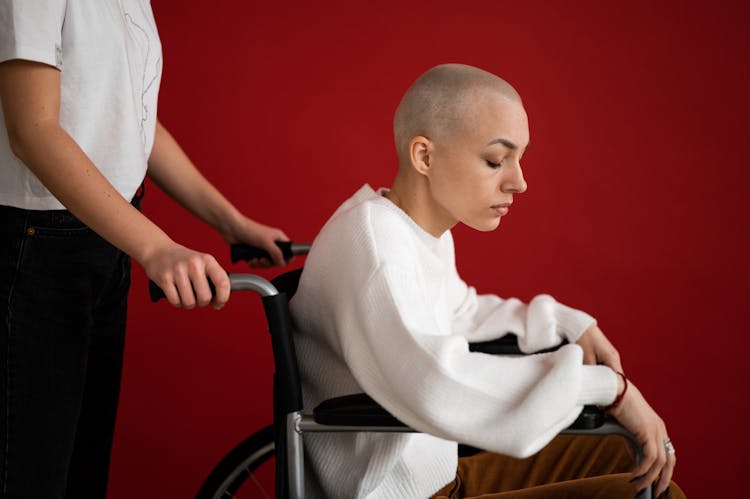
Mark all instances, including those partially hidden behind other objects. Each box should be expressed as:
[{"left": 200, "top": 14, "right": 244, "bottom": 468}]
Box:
[
  {"left": 149, "top": 277, "right": 218, "bottom": 303},
  {"left": 231, "top": 241, "right": 294, "bottom": 263},
  {"left": 148, "top": 280, "right": 165, "bottom": 302}
]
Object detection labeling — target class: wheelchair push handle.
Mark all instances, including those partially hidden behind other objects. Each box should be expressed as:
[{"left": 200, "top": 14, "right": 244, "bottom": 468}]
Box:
[
  {"left": 148, "top": 241, "right": 311, "bottom": 302},
  {"left": 148, "top": 277, "right": 222, "bottom": 303},
  {"left": 230, "top": 241, "right": 311, "bottom": 263}
]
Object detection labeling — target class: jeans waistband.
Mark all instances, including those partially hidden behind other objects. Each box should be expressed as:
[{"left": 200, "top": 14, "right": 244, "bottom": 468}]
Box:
[{"left": 0, "top": 183, "right": 144, "bottom": 229}]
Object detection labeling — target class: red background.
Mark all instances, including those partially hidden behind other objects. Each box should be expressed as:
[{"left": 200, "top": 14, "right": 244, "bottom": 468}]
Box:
[{"left": 109, "top": 1, "right": 749, "bottom": 497}]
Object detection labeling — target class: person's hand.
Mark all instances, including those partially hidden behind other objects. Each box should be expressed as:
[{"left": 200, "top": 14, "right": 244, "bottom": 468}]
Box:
[
  {"left": 221, "top": 216, "right": 290, "bottom": 268},
  {"left": 142, "top": 241, "right": 231, "bottom": 310},
  {"left": 609, "top": 381, "right": 676, "bottom": 497},
  {"left": 576, "top": 324, "right": 623, "bottom": 373}
]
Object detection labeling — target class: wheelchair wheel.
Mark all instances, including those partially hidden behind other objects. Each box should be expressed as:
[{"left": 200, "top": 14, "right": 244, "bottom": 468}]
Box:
[{"left": 196, "top": 425, "right": 275, "bottom": 499}]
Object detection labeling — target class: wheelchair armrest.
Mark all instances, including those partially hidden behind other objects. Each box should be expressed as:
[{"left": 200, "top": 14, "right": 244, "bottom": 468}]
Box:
[
  {"left": 469, "top": 334, "right": 569, "bottom": 355},
  {"left": 313, "top": 393, "right": 406, "bottom": 427},
  {"left": 570, "top": 405, "right": 605, "bottom": 430},
  {"left": 314, "top": 394, "right": 602, "bottom": 430}
]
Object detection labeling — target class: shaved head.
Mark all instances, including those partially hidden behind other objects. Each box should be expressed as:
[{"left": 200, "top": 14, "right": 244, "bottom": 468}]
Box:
[{"left": 393, "top": 64, "right": 522, "bottom": 164}]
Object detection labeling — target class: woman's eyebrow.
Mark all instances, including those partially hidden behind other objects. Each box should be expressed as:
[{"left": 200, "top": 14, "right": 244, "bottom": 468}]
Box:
[
  {"left": 486, "top": 138, "right": 530, "bottom": 150},
  {"left": 487, "top": 138, "right": 516, "bottom": 149}
]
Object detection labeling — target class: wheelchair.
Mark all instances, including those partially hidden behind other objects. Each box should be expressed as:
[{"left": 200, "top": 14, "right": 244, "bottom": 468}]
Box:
[{"left": 151, "top": 243, "right": 652, "bottom": 499}]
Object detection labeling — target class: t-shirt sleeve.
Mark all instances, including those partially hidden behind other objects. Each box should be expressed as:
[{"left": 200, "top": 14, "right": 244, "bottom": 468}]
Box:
[
  {"left": 0, "top": 0, "right": 67, "bottom": 68},
  {"left": 447, "top": 268, "right": 596, "bottom": 352},
  {"left": 340, "top": 262, "right": 617, "bottom": 458}
]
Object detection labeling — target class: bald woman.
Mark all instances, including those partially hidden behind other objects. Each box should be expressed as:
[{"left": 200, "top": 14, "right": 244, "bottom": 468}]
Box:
[{"left": 290, "top": 64, "right": 684, "bottom": 499}]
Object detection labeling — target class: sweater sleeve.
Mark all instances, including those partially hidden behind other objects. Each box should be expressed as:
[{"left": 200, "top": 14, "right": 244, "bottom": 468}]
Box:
[
  {"left": 448, "top": 269, "right": 597, "bottom": 352},
  {"left": 340, "top": 263, "right": 618, "bottom": 458}
]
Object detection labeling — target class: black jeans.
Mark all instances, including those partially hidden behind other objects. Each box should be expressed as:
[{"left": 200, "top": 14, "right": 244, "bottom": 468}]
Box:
[{"left": 0, "top": 196, "right": 139, "bottom": 499}]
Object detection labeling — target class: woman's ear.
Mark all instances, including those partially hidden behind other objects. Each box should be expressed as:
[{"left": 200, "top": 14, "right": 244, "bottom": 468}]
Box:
[{"left": 409, "top": 136, "right": 433, "bottom": 176}]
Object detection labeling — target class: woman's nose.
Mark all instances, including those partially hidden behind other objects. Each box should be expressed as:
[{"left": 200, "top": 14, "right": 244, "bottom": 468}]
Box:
[{"left": 501, "top": 162, "right": 527, "bottom": 194}]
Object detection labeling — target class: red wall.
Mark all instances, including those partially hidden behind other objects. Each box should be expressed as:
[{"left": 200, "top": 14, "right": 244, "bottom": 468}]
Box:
[{"left": 110, "top": 1, "right": 750, "bottom": 497}]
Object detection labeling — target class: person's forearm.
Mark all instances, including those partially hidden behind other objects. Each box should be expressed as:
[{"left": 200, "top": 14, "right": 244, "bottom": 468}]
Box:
[
  {"left": 1, "top": 60, "right": 235, "bottom": 308},
  {"left": 147, "top": 120, "right": 242, "bottom": 237},
  {"left": 9, "top": 120, "right": 173, "bottom": 264}
]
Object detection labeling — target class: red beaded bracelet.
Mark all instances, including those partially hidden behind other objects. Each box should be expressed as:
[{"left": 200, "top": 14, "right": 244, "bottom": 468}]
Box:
[{"left": 603, "top": 372, "right": 628, "bottom": 412}]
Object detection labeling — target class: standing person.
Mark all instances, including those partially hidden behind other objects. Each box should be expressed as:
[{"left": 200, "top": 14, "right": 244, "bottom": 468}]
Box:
[{"left": 0, "top": 1, "right": 288, "bottom": 497}]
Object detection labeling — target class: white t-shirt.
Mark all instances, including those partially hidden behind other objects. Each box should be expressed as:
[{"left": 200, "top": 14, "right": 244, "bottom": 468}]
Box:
[
  {"left": 0, "top": 0, "right": 162, "bottom": 210},
  {"left": 291, "top": 185, "right": 619, "bottom": 499}
]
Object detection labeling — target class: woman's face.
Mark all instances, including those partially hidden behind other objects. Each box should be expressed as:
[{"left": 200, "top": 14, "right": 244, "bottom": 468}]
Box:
[{"left": 424, "top": 91, "right": 529, "bottom": 234}]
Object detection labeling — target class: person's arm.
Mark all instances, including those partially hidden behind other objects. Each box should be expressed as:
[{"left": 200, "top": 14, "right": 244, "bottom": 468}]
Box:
[
  {"left": 448, "top": 275, "right": 596, "bottom": 352},
  {"left": 147, "top": 121, "right": 289, "bottom": 267},
  {"left": 0, "top": 59, "right": 228, "bottom": 309},
  {"left": 357, "top": 263, "right": 673, "bottom": 496},
  {"left": 339, "top": 262, "right": 619, "bottom": 458}
]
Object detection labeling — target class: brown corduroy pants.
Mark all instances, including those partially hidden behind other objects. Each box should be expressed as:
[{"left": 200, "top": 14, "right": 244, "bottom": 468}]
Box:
[{"left": 431, "top": 435, "right": 686, "bottom": 498}]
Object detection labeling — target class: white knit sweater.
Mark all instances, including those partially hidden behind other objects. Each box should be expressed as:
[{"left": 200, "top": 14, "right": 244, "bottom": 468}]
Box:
[{"left": 290, "top": 185, "right": 619, "bottom": 499}]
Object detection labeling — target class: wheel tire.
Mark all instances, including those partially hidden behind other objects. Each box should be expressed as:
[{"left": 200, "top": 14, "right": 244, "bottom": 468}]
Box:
[{"left": 196, "top": 425, "right": 275, "bottom": 499}]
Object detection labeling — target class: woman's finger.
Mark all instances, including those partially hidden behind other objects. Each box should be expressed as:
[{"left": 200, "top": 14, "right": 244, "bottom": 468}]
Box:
[
  {"left": 188, "top": 258, "right": 213, "bottom": 308},
  {"left": 632, "top": 436, "right": 654, "bottom": 479},
  {"left": 654, "top": 437, "right": 676, "bottom": 496},
  {"left": 204, "top": 258, "right": 230, "bottom": 309},
  {"left": 265, "top": 238, "right": 287, "bottom": 267},
  {"left": 173, "top": 268, "right": 196, "bottom": 309},
  {"left": 160, "top": 278, "right": 181, "bottom": 307},
  {"left": 654, "top": 452, "right": 676, "bottom": 497},
  {"left": 635, "top": 436, "right": 666, "bottom": 492}
]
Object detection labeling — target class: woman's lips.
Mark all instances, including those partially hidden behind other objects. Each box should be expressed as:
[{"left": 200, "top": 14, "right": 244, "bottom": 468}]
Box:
[{"left": 491, "top": 203, "right": 511, "bottom": 216}]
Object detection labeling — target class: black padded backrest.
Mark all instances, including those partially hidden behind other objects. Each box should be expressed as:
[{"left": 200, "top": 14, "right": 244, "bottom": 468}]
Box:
[
  {"left": 268, "top": 267, "right": 304, "bottom": 413},
  {"left": 271, "top": 267, "right": 303, "bottom": 299},
  {"left": 265, "top": 268, "right": 304, "bottom": 499},
  {"left": 262, "top": 292, "right": 303, "bottom": 415},
  {"left": 261, "top": 268, "right": 305, "bottom": 418}
]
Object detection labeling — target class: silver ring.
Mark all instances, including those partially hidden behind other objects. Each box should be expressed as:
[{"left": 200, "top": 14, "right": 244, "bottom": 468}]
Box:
[{"left": 664, "top": 437, "right": 676, "bottom": 455}]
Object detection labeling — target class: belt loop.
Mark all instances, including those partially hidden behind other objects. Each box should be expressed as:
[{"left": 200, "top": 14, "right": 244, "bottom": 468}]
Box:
[{"left": 22, "top": 209, "right": 33, "bottom": 237}]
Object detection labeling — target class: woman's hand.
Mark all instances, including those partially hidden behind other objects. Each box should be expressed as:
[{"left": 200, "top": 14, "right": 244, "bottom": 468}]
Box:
[
  {"left": 610, "top": 381, "right": 676, "bottom": 497},
  {"left": 221, "top": 216, "right": 290, "bottom": 268},
  {"left": 142, "top": 241, "right": 231, "bottom": 310},
  {"left": 145, "top": 122, "right": 290, "bottom": 269},
  {"left": 576, "top": 324, "right": 623, "bottom": 373}
]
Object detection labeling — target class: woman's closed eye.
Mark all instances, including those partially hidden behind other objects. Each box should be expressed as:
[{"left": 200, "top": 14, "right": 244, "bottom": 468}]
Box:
[{"left": 486, "top": 159, "right": 504, "bottom": 168}]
